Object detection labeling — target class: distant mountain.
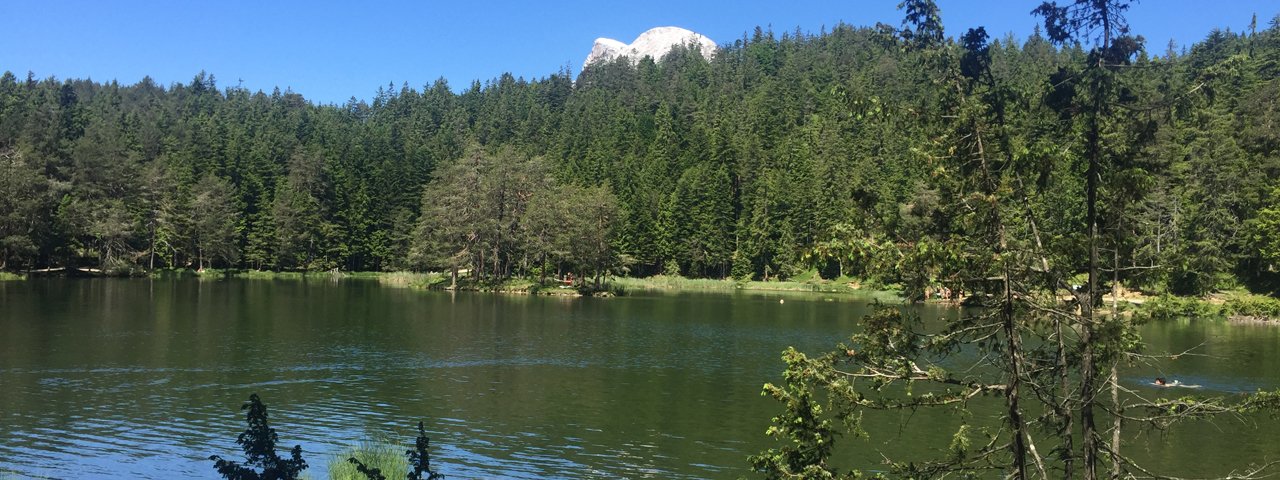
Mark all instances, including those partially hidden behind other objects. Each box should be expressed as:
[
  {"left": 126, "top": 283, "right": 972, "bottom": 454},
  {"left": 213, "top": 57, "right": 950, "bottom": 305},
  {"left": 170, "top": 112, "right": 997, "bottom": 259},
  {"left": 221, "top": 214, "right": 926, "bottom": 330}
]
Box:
[{"left": 583, "top": 26, "right": 716, "bottom": 69}]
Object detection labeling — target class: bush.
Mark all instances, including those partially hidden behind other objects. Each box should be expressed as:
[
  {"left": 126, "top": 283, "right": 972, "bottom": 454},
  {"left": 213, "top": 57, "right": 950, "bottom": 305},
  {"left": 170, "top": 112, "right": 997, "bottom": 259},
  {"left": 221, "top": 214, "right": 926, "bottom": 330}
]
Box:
[
  {"left": 209, "top": 393, "right": 308, "bottom": 480},
  {"left": 1133, "top": 295, "right": 1223, "bottom": 322},
  {"left": 406, "top": 421, "right": 443, "bottom": 480},
  {"left": 1223, "top": 295, "right": 1280, "bottom": 319}
]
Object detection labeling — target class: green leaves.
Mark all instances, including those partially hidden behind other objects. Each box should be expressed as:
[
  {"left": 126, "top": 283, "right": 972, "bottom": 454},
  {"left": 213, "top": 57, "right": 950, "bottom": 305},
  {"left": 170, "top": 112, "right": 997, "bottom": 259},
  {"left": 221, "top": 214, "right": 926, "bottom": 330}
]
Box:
[
  {"left": 0, "top": 3, "right": 1277, "bottom": 295},
  {"left": 209, "top": 393, "right": 308, "bottom": 480}
]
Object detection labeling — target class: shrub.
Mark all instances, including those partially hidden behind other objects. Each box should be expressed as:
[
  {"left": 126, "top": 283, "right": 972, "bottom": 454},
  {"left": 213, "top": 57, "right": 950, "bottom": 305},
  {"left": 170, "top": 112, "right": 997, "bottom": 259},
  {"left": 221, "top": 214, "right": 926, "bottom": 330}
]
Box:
[
  {"left": 1223, "top": 295, "right": 1280, "bottom": 319},
  {"left": 209, "top": 393, "right": 308, "bottom": 480},
  {"left": 1133, "top": 295, "right": 1223, "bottom": 322}
]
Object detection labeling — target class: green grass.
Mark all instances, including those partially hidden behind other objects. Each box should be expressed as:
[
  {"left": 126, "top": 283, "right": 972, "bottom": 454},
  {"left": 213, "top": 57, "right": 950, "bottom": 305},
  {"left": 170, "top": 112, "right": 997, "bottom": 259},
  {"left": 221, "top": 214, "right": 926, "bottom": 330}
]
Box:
[
  {"left": 149, "top": 267, "right": 197, "bottom": 279},
  {"left": 233, "top": 269, "right": 307, "bottom": 280},
  {"left": 157, "top": 268, "right": 335, "bottom": 281},
  {"left": 608, "top": 273, "right": 902, "bottom": 300},
  {"left": 105, "top": 266, "right": 906, "bottom": 301},
  {"left": 324, "top": 438, "right": 409, "bottom": 480},
  {"left": 610, "top": 275, "right": 740, "bottom": 292},
  {"left": 495, "top": 277, "right": 538, "bottom": 292},
  {"left": 344, "top": 271, "right": 386, "bottom": 280},
  {"left": 0, "top": 271, "right": 26, "bottom": 281},
  {"left": 377, "top": 271, "right": 446, "bottom": 289},
  {"left": 1134, "top": 291, "right": 1280, "bottom": 322}
]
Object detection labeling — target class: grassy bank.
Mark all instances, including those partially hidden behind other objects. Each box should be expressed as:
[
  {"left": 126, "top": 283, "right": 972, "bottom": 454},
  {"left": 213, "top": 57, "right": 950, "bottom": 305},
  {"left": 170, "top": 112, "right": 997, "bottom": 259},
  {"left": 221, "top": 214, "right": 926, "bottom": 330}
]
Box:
[
  {"left": 17, "top": 266, "right": 1280, "bottom": 321},
  {"left": 150, "top": 268, "right": 341, "bottom": 281},
  {"left": 375, "top": 271, "right": 444, "bottom": 288},
  {"left": 19, "top": 266, "right": 902, "bottom": 300},
  {"left": 609, "top": 272, "right": 902, "bottom": 300},
  {"left": 1134, "top": 291, "right": 1280, "bottom": 323},
  {"left": 374, "top": 272, "right": 591, "bottom": 296}
]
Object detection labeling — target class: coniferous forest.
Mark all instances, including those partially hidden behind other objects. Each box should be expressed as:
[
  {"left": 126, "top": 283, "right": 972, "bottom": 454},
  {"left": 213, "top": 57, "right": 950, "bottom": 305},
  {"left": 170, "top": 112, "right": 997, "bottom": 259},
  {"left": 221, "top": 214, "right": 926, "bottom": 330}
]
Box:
[
  {"left": 6, "top": 3, "right": 1280, "bottom": 479},
  {"left": 2, "top": 7, "right": 1279, "bottom": 299}
]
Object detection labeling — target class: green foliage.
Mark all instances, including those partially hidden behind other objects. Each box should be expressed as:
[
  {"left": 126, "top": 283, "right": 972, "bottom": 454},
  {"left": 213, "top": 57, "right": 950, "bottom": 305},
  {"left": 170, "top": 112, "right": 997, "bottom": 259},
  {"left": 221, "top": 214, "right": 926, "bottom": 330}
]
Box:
[
  {"left": 750, "top": 343, "right": 856, "bottom": 479},
  {"left": 323, "top": 423, "right": 445, "bottom": 480},
  {"left": 1222, "top": 294, "right": 1280, "bottom": 319},
  {"left": 376, "top": 271, "right": 446, "bottom": 289},
  {"left": 410, "top": 145, "right": 621, "bottom": 286},
  {"left": 1246, "top": 187, "right": 1280, "bottom": 287},
  {"left": 192, "top": 175, "right": 243, "bottom": 269},
  {"left": 898, "top": 0, "right": 944, "bottom": 50},
  {"left": 328, "top": 439, "right": 406, "bottom": 480},
  {"left": 1133, "top": 295, "right": 1224, "bottom": 322},
  {"left": 210, "top": 393, "right": 308, "bottom": 480},
  {"left": 0, "top": 4, "right": 1277, "bottom": 304},
  {"left": 753, "top": 307, "right": 993, "bottom": 478},
  {"left": 0, "top": 147, "right": 48, "bottom": 271},
  {"left": 344, "top": 460, "right": 386, "bottom": 480},
  {"left": 406, "top": 421, "right": 444, "bottom": 480},
  {"left": 757, "top": 4, "right": 1280, "bottom": 479},
  {"left": 1129, "top": 292, "right": 1280, "bottom": 322},
  {"left": 208, "top": 395, "right": 446, "bottom": 480},
  {"left": 661, "top": 163, "right": 735, "bottom": 277}
]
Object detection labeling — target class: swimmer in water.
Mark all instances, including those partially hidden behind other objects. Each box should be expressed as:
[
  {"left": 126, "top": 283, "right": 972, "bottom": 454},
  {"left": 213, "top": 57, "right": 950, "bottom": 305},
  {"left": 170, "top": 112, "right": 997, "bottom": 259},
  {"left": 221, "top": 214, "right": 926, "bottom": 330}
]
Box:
[{"left": 1153, "top": 377, "right": 1200, "bottom": 388}]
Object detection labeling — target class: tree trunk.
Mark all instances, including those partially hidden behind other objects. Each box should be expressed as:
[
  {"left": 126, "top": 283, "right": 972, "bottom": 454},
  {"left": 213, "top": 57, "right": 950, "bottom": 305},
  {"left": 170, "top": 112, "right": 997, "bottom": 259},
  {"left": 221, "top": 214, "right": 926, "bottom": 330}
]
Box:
[
  {"left": 538, "top": 253, "right": 547, "bottom": 284},
  {"left": 1057, "top": 316, "right": 1075, "bottom": 479},
  {"left": 1002, "top": 252, "right": 1028, "bottom": 478},
  {"left": 149, "top": 225, "right": 156, "bottom": 271},
  {"left": 1110, "top": 366, "right": 1122, "bottom": 479},
  {"left": 1080, "top": 79, "right": 1103, "bottom": 480}
]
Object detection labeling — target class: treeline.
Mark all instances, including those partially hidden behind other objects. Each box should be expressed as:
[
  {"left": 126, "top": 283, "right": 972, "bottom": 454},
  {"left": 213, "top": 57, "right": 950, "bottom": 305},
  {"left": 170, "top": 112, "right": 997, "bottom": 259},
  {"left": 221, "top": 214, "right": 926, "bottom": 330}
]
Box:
[{"left": 1, "top": 7, "right": 1278, "bottom": 296}]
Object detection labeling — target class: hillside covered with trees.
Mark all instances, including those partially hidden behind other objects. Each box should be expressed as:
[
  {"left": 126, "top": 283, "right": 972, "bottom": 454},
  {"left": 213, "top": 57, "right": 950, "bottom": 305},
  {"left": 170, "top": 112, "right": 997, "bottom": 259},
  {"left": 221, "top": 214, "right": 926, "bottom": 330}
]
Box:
[{"left": 1, "top": 5, "right": 1278, "bottom": 298}]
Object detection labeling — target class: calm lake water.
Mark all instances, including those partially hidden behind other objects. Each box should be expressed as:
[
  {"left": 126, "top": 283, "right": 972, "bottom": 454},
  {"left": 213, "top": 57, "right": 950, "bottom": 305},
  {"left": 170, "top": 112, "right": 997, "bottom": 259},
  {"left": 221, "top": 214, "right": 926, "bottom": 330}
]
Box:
[{"left": 1, "top": 278, "right": 1277, "bottom": 478}]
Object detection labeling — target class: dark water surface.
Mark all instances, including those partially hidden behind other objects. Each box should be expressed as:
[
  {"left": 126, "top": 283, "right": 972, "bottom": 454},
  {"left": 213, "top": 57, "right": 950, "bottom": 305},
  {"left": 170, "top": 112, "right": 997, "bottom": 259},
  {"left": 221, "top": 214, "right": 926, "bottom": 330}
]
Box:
[{"left": 1, "top": 278, "right": 1277, "bottom": 478}]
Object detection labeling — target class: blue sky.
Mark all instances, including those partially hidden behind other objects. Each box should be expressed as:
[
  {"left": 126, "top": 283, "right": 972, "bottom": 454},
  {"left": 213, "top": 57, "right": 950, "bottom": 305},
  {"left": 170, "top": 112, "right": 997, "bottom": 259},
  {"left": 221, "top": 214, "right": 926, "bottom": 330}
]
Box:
[{"left": 1, "top": 1, "right": 1275, "bottom": 105}]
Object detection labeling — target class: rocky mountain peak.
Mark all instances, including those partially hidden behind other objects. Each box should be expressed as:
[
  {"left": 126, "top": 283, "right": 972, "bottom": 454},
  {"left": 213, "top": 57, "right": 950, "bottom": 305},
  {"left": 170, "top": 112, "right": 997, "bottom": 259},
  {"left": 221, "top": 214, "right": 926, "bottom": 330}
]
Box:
[{"left": 583, "top": 26, "right": 716, "bottom": 70}]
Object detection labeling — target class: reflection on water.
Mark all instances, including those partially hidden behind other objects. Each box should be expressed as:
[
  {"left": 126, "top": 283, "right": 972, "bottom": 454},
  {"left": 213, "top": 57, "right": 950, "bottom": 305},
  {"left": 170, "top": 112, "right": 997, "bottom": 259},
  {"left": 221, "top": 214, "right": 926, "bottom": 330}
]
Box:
[{"left": 0, "top": 279, "right": 1276, "bottom": 478}]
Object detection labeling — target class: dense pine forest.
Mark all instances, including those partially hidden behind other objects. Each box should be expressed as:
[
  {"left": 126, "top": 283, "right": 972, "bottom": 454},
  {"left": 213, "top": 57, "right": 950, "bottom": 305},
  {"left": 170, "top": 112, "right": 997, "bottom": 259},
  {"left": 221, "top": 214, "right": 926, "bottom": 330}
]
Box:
[{"left": 2, "top": 7, "right": 1278, "bottom": 298}]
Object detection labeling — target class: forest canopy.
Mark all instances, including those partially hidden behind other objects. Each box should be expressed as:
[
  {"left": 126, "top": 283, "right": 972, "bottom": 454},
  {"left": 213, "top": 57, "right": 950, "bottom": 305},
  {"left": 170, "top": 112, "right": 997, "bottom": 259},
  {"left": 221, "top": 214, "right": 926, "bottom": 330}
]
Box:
[{"left": 1, "top": 8, "right": 1278, "bottom": 297}]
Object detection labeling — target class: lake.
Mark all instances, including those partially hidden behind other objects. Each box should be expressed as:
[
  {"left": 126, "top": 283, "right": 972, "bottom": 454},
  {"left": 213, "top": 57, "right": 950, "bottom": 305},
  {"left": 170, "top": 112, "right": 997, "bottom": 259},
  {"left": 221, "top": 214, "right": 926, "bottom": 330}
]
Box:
[{"left": 1, "top": 278, "right": 1277, "bottom": 478}]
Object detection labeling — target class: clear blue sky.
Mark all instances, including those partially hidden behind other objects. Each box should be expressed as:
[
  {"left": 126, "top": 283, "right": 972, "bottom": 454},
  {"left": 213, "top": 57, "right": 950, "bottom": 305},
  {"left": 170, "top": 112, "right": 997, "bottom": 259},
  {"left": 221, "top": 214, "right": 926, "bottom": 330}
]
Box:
[{"left": 1, "top": 1, "right": 1275, "bottom": 105}]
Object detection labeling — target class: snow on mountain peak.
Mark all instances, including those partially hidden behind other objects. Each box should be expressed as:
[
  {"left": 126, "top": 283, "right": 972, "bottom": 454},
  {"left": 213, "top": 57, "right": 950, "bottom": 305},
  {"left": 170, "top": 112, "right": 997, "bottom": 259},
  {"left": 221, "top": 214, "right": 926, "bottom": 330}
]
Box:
[{"left": 583, "top": 26, "right": 716, "bottom": 70}]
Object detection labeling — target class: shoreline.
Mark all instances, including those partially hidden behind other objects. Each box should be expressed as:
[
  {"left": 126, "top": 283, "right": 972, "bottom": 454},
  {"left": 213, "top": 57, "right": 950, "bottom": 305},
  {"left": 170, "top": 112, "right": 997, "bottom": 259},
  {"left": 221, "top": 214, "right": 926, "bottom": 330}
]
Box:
[
  {"left": 7, "top": 269, "right": 1278, "bottom": 323},
  {"left": 607, "top": 274, "right": 905, "bottom": 302},
  {"left": 12, "top": 268, "right": 903, "bottom": 300}
]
